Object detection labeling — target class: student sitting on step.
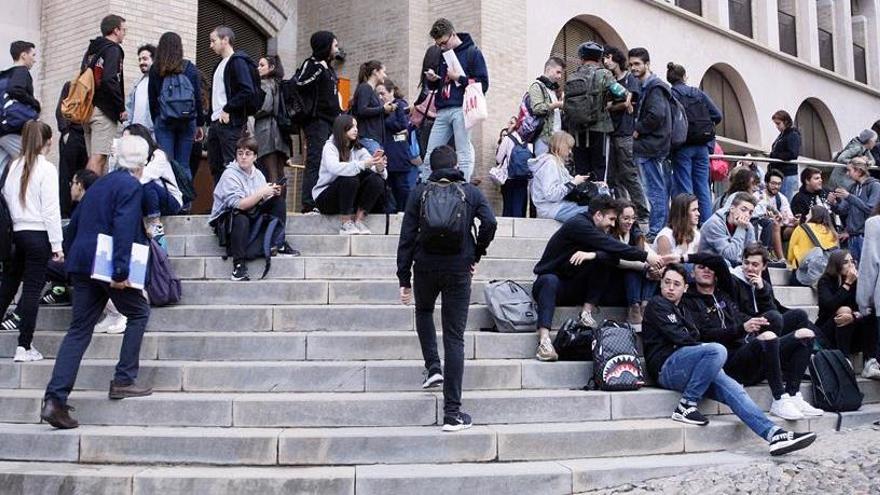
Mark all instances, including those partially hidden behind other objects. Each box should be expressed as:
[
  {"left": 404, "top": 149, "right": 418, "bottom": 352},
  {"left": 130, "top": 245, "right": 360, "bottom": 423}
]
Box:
[
  {"left": 606, "top": 200, "right": 657, "bottom": 325},
  {"left": 699, "top": 192, "right": 757, "bottom": 267},
  {"left": 642, "top": 264, "right": 817, "bottom": 456},
  {"left": 531, "top": 195, "right": 666, "bottom": 361},
  {"left": 678, "top": 251, "right": 823, "bottom": 421},
  {"left": 209, "top": 135, "right": 299, "bottom": 282}
]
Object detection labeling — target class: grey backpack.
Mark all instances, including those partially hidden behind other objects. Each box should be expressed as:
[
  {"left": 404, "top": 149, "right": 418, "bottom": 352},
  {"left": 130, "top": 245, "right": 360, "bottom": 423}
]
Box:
[
  {"left": 796, "top": 224, "right": 836, "bottom": 286},
  {"left": 483, "top": 280, "right": 538, "bottom": 333}
]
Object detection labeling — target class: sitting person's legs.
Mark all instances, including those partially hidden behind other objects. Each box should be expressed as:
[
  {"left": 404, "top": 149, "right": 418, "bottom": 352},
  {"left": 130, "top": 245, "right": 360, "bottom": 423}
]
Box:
[{"left": 658, "top": 342, "right": 726, "bottom": 425}]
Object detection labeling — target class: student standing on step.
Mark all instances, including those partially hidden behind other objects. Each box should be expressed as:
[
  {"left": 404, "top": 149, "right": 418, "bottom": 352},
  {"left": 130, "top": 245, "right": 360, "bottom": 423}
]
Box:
[
  {"left": 0, "top": 121, "right": 62, "bottom": 363},
  {"left": 0, "top": 40, "right": 41, "bottom": 175},
  {"left": 125, "top": 44, "right": 155, "bottom": 134},
  {"left": 254, "top": 55, "right": 290, "bottom": 184},
  {"left": 397, "top": 145, "right": 497, "bottom": 432},
  {"left": 56, "top": 82, "right": 89, "bottom": 218},
  {"left": 642, "top": 264, "right": 817, "bottom": 456},
  {"left": 41, "top": 135, "right": 156, "bottom": 430}
]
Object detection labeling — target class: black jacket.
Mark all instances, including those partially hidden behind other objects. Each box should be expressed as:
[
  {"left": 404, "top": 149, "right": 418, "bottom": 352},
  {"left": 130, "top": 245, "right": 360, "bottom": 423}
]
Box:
[
  {"left": 81, "top": 37, "right": 125, "bottom": 120},
  {"left": 633, "top": 74, "right": 672, "bottom": 159},
  {"left": 210, "top": 51, "right": 257, "bottom": 126},
  {"left": 351, "top": 82, "right": 385, "bottom": 143},
  {"left": 678, "top": 254, "right": 748, "bottom": 350},
  {"left": 791, "top": 185, "right": 830, "bottom": 224},
  {"left": 295, "top": 57, "right": 340, "bottom": 124},
  {"left": 728, "top": 270, "right": 778, "bottom": 317},
  {"left": 769, "top": 127, "right": 802, "bottom": 177},
  {"left": 2, "top": 66, "right": 40, "bottom": 113},
  {"left": 396, "top": 169, "right": 497, "bottom": 288},
  {"left": 816, "top": 275, "right": 858, "bottom": 328},
  {"left": 533, "top": 212, "right": 647, "bottom": 278},
  {"left": 642, "top": 295, "right": 702, "bottom": 380}
]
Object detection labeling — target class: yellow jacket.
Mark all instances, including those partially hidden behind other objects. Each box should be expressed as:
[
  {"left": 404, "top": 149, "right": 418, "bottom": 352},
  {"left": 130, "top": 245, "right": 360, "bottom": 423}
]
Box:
[{"left": 787, "top": 224, "right": 838, "bottom": 267}]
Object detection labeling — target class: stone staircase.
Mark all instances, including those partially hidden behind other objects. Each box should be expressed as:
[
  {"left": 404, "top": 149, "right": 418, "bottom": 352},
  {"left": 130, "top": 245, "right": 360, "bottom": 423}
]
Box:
[{"left": 0, "top": 215, "right": 878, "bottom": 495}]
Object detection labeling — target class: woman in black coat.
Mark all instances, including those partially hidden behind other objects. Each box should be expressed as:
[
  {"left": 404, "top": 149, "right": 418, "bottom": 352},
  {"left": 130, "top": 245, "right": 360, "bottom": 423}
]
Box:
[{"left": 768, "top": 110, "right": 801, "bottom": 201}]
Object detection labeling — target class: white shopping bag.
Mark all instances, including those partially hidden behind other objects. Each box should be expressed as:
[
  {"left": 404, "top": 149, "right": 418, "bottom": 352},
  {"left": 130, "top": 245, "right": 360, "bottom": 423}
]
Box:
[{"left": 462, "top": 81, "right": 487, "bottom": 129}]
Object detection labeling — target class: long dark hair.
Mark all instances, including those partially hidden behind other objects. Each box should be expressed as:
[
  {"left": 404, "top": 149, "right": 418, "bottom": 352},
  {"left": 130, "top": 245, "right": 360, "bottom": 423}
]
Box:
[
  {"left": 614, "top": 202, "right": 644, "bottom": 249},
  {"left": 806, "top": 205, "right": 837, "bottom": 240},
  {"left": 156, "top": 31, "right": 184, "bottom": 77},
  {"left": 17, "top": 120, "right": 52, "bottom": 207},
  {"left": 124, "top": 124, "right": 159, "bottom": 161},
  {"left": 358, "top": 60, "right": 383, "bottom": 84},
  {"left": 822, "top": 249, "right": 851, "bottom": 284},
  {"left": 380, "top": 79, "right": 404, "bottom": 100},
  {"left": 332, "top": 114, "right": 361, "bottom": 162},
  {"left": 667, "top": 193, "right": 698, "bottom": 246},
  {"left": 259, "top": 55, "right": 284, "bottom": 80},
  {"left": 727, "top": 167, "right": 758, "bottom": 194}
]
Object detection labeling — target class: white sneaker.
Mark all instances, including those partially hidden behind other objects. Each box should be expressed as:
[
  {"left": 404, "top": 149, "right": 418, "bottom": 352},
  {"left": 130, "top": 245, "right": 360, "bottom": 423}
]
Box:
[
  {"left": 861, "top": 357, "right": 880, "bottom": 380},
  {"left": 339, "top": 221, "right": 360, "bottom": 235},
  {"left": 13, "top": 346, "right": 42, "bottom": 362},
  {"left": 95, "top": 313, "right": 127, "bottom": 334},
  {"left": 579, "top": 309, "right": 596, "bottom": 328},
  {"left": 770, "top": 394, "right": 805, "bottom": 421},
  {"left": 354, "top": 221, "right": 371, "bottom": 235},
  {"left": 791, "top": 392, "right": 824, "bottom": 417}
]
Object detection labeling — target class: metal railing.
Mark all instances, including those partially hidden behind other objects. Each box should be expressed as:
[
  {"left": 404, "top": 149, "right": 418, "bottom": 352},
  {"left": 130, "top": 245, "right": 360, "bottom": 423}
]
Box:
[{"left": 709, "top": 154, "right": 847, "bottom": 169}]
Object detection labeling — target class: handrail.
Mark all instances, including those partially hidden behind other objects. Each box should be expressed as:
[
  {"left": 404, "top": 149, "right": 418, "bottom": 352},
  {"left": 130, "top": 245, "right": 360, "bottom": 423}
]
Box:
[{"left": 709, "top": 154, "right": 846, "bottom": 169}]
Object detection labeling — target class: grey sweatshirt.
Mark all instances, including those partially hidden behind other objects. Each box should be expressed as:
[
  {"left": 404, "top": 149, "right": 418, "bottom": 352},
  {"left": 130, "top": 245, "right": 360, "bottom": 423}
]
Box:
[
  {"left": 857, "top": 216, "right": 880, "bottom": 313},
  {"left": 209, "top": 161, "right": 267, "bottom": 222},
  {"left": 832, "top": 177, "right": 880, "bottom": 235},
  {"left": 698, "top": 209, "right": 756, "bottom": 266}
]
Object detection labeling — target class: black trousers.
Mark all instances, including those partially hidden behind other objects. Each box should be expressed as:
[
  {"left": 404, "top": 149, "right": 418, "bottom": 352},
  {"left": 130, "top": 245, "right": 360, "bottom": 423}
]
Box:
[
  {"left": 821, "top": 317, "right": 880, "bottom": 360},
  {"left": 532, "top": 261, "right": 611, "bottom": 329},
  {"left": 229, "top": 195, "right": 287, "bottom": 264},
  {"left": 208, "top": 121, "right": 246, "bottom": 187},
  {"left": 301, "top": 118, "right": 333, "bottom": 212},
  {"left": 314, "top": 172, "right": 385, "bottom": 215},
  {"left": 572, "top": 130, "right": 607, "bottom": 179},
  {"left": 0, "top": 231, "right": 52, "bottom": 349},
  {"left": 413, "top": 270, "right": 471, "bottom": 417},
  {"left": 58, "top": 129, "right": 88, "bottom": 218},
  {"left": 725, "top": 333, "right": 812, "bottom": 399}
]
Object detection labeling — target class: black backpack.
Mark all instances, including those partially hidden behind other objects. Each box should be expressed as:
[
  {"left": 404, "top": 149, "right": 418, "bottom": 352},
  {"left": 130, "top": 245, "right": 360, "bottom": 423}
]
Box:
[
  {"left": 418, "top": 180, "right": 468, "bottom": 255},
  {"left": 280, "top": 60, "right": 318, "bottom": 133},
  {"left": 588, "top": 320, "right": 645, "bottom": 391},
  {"left": 0, "top": 164, "right": 13, "bottom": 262},
  {"left": 673, "top": 87, "right": 715, "bottom": 146},
  {"left": 809, "top": 349, "right": 863, "bottom": 430},
  {"left": 167, "top": 158, "right": 196, "bottom": 205},
  {"left": 553, "top": 319, "right": 594, "bottom": 361}
]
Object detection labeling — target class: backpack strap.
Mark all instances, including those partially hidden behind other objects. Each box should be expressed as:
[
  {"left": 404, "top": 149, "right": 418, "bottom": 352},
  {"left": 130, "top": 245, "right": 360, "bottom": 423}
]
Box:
[
  {"left": 802, "top": 224, "right": 827, "bottom": 252},
  {"left": 0, "top": 160, "right": 11, "bottom": 189}
]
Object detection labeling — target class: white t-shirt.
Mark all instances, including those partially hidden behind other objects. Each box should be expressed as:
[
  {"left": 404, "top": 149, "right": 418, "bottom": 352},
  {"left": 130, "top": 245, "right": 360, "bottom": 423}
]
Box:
[
  {"left": 549, "top": 91, "right": 562, "bottom": 133},
  {"left": 211, "top": 56, "right": 230, "bottom": 122},
  {"left": 132, "top": 76, "right": 150, "bottom": 127},
  {"left": 653, "top": 227, "right": 701, "bottom": 257}
]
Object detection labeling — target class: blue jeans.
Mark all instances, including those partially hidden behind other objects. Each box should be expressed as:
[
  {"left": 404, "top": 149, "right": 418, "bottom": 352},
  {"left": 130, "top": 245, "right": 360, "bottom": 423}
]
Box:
[
  {"left": 142, "top": 181, "right": 182, "bottom": 218},
  {"left": 387, "top": 167, "right": 419, "bottom": 212},
  {"left": 637, "top": 156, "right": 671, "bottom": 237},
  {"left": 421, "top": 107, "right": 473, "bottom": 182},
  {"left": 671, "top": 145, "right": 712, "bottom": 226},
  {"left": 358, "top": 137, "right": 383, "bottom": 155},
  {"left": 154, "top": 118, "right": 195, "bottom": 183},
  {"left": 850, "top": 235, "right": 864, "bottom": 263},
  {"left": 623, "top": 271, "right": 656, "bottom": 306},
  {"left": 44, "top": 274, "right": 151, "bottom": 405},
  {"left": 659, "top": 343, "right": 778, "bottom": 441},
  {"left": 781, "top": 174, "right": 799, "bottom": 201},
  {"left": 554, "top": 201, "right": 589, "bottom": 223}
]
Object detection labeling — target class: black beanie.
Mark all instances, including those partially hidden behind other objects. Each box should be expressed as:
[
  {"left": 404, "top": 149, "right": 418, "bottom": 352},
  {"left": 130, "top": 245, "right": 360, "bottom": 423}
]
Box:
[{"left": 310, "top": 31, "right": 336, "bottom": 61}]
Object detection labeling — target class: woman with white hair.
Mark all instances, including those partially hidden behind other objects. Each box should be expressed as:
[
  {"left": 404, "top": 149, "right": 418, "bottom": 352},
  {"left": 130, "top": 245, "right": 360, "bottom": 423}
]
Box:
[{"left": 40, "top": 134, "right": 155, "bottom": 430}]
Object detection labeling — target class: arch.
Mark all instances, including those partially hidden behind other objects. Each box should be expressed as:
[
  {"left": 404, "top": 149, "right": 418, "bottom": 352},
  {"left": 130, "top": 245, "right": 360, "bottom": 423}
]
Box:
[
  {"left": 795, "top": 98, "right": 841, "bottom": 161},
  {"left": 196, "top": 0, "right": 270, "bottom": 82},
  {"left": 549, "top": 15, "right": 627, "bottom": 77},
  {"left": 698, "top": 63, "right": 759, "bottom": 145}
]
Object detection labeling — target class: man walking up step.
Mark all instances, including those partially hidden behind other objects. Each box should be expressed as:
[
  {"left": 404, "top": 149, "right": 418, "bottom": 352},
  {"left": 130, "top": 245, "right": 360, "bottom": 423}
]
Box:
[{"left": 397, "top": 145, "right": 497, "bottom": 432}]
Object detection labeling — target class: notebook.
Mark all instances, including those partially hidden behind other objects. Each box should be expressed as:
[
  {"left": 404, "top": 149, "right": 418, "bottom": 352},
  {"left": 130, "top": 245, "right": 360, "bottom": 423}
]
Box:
[{"left": 91, "top": 233, "right": 149, "bottom": 289}]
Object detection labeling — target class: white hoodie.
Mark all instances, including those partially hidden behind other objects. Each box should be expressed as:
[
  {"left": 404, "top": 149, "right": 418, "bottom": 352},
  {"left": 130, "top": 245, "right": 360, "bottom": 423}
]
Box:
[
  {"left": 2, "top": 155, "right": 63, "bottom": 252},
  {"left": 527, "top": 152, "right": 578, "bottom": 220},
  {"left": 140, "top": 149, "right": 183, "bottom": 206}
]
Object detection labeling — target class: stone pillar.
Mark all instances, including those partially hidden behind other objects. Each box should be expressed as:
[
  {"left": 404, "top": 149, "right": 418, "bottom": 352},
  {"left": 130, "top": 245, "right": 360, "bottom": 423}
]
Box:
[
  {"left": 704, "top": 0, "right": 730, "bottom": 27},
  {"left": 752, "top": 0, "right": 780, "bottom": 50},
  {"left": 858, "top": 0, "right": 880, "bottom": 88},
  {"left": 795, "top": 0, "right": 820, "bottom": 65}
]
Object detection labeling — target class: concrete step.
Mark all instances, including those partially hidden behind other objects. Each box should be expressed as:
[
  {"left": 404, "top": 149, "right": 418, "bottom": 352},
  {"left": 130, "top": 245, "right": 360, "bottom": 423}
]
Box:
[
  {"left": 0, "top": 359, "right": 592, "bottom": 393},
  {"left": 161, "top": 214, "right": 561, "bottom": 239},
  {"left": 1, "top": 381, "right": 877, "bottom": 428},
  {"left": 166, "top": 234, "right": 549, "bottom": 260}
]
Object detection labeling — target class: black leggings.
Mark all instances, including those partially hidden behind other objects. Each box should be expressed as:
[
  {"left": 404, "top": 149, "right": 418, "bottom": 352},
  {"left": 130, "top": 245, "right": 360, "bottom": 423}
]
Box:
[
  {"left": 821, "top": 316, "right": 880, "bottom": 360},
  {"left": 725, "top": 333, "right": 812, "bottom": 399},
  {"left": 229, "top": 195, "right": 287, "bottom": 264},
  {"left": 0, "top": 231, "right": 52, "bottom": 349},
  {"left": 315, "top": 171, "right": 385, "bottom": 215}
]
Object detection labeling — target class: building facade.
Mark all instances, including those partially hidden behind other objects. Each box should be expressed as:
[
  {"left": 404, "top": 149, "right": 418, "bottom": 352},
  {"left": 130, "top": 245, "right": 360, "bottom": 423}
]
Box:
[{"left": 3, "top": 0, "right": 879, "bottom": 206}]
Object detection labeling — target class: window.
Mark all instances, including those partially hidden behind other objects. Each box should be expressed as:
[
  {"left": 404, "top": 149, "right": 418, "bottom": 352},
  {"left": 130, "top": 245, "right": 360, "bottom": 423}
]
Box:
[
  {"left": 550, "top": 19, "right": 607, "bottom": 79},
  {"left": 852, "top": 0, "right": 862, "bottom": 15},
  {"left": 795, "top": 101, "right": 832, "bottom": 161},
  {"left": 675, "top": 0, "right": 702, "bottom": 15},
  {"left": 853, "top": 43, "right": 867, "bottom": 84},
  {"left": 728, "top": 0, "right": 753, "bottom": 38},
  {"left": 699, "top": 68, "right": 747, "bottom": 142},
  {"left": 197, "top": 0, "right": 268, "bottom": 83},
  {"left": 778, "top": 11, "right": 797, "bottom": 56},
  {"left": 818, "top": 28, "right": 834, "bottom": 71}
]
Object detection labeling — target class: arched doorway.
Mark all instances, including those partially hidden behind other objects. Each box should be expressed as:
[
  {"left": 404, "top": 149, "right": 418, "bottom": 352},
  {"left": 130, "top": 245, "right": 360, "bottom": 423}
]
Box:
[
  {"left": 700, "top": 67, "right": 748, "bottom": 143},
  {"left": 196, "top": 0, "right": 268, "bottom": 81},
  {"left": 795, "top": 100, "right": 833, "bottom": 161},
  {"left": 550, "top": 18, "right": 606, "bottom": 78}
]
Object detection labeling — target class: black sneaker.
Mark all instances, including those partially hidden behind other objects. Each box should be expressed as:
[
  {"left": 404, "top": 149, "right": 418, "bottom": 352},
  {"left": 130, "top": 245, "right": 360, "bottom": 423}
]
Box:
[
  {"left": 40, "top": 286, "right": 71, "bottom": 306},
  {"left": 671, "top": 402, "right": 709, "bottom": 426},
  {"left": 231, "top": 263, "right": 250, "bottom": 281},
  {"left": 0, "top": 312, "right": 20, "bottom": 332},
  {"left": 274, "top": 241, "right": 301, "bottom": 257},
  {"left": 442, "top": 411, "right": 473, "bottom": 432},
  {"left": 769, "top": 430, "right": 816, "bottom": 456},
  {"left": 421, "top": 369, "right": 444, "bottom": 389}
]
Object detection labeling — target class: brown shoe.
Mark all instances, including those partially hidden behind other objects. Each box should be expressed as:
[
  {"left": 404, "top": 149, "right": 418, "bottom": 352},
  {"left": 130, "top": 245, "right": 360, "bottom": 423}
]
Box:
[
  {"left": 108, "top": 381, "right": 153, "bottom": 400},
  {"left": 40, "top": 398, "right": 79, "bottom": 429}
]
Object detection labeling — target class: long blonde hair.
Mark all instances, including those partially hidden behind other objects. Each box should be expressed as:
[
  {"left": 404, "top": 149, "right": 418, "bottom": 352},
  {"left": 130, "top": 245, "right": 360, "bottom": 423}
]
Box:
[
  {"left": 548, "top": 131, "right": 574, "bottom": 164},
  {"left": 17, "top": 121, "right": 52, "bottom": 207}
]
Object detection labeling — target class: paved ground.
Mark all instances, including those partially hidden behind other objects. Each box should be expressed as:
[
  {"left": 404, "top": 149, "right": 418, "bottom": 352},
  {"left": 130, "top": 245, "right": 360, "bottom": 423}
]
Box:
[{"left": 588, "top": 421, "right": 880, "bottom": 494}]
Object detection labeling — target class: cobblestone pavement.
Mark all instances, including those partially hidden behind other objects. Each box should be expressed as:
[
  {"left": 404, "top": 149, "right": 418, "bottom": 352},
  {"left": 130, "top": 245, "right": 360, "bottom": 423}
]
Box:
[{"left": 589, "top": 423, "right": 880, "bottom": 494}]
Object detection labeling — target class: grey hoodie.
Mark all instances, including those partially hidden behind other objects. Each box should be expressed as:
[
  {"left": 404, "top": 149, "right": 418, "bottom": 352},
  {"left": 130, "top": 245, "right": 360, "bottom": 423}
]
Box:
[
  {"left": 698, "top": 209, "right": 756, "bottom": 266},
  {"left": 528, "top": 153, "right": 579, "bottom": 220},
  {"left": 833, "top": 176, "right": 880, "bottom": 235},
  {"left": 209, "top": 161, "right": 267, "bottom": 222}
]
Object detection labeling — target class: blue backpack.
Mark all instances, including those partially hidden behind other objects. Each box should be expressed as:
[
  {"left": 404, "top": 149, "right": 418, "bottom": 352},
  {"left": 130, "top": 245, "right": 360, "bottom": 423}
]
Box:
[
  {"left": 507, "top": 133, "right": 533, "bottom": 180},
  {"left": 0, "top": 70, "right": 39, "bottom": 134},
  {"left": 159, "top": 72, "right": 196, "bottom": 121}
]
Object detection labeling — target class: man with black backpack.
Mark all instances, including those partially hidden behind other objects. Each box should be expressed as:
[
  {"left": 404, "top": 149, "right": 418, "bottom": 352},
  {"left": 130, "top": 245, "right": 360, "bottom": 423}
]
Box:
[
  {"left": 0, "top": 41, "right": 41, "bottom": 174},
  {"left": 667, "top": 62, "right": 722, "bottom": 225},
  {"left": 397, "top": 145, "right": 497, "bottom": 432},
  {"left": 564, "top": 42, "right": 629, "bottom": 179},
  {"left": 525, "top": 57, "right": 565, "bottom": 156},
  {"left": 206, "top": 26, "right": 260, "bottom": 187}
]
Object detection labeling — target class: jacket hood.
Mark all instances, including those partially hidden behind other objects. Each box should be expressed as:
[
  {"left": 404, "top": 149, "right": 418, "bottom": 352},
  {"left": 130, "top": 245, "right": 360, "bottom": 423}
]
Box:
[
  {"left": 230, "top": 51, "right": 257, "bottom": 67},
  {"left": 310, "top": 30, "right": 337, "bottom": 61},
  {"left": 641, "top": 73, "right": 668, "bottom": 93},
  {"left": 225, "top": 161, "right": 260, "bottom": 179},
  {"left": 428, "top": 168, "right": 465, "bottom": 182},
  {"left": 87, "top": 36, "right": 118, "bottom": 55},
  {"left": 454, "top": 33, "right": 476, "bottom": 53},
  {"left": 528, "top": 153, "right": 558, "bottom": 174},
  {"left": 798, "top": 185, "right": 822, "bottom": 196},
  {"left": 730, "top": 265, "right": 749, "bottom": 285}
]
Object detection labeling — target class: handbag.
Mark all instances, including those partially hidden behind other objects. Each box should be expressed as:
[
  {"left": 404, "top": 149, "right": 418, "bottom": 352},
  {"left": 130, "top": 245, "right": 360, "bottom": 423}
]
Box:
[
  {"left": 410, "top": 90, "right": 436, "bottom": 128},
  {"left": 462, "top": 80, "right": 487, "bottom": 129},
  {"left": 564, "top": 181, "right": 600, "bottom": 206},
  {"left": 552, "top": 319, "right": 594, "bottom": 361}
]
